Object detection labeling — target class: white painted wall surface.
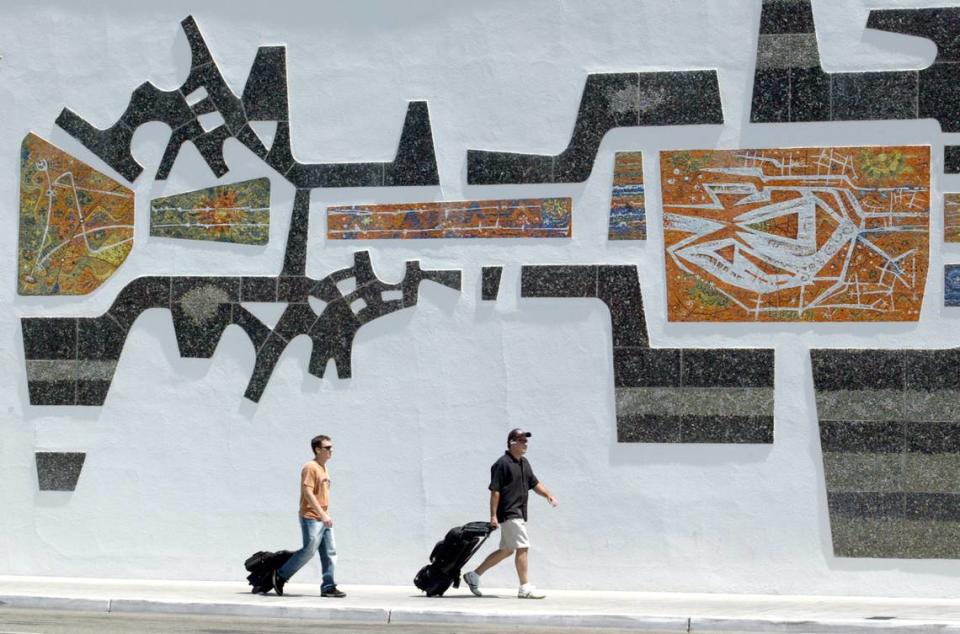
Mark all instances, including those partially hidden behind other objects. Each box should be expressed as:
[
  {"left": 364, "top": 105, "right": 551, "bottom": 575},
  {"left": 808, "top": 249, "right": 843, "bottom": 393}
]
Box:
[{"left": 2, "top": 0, "right": 959, "bottom": 595}]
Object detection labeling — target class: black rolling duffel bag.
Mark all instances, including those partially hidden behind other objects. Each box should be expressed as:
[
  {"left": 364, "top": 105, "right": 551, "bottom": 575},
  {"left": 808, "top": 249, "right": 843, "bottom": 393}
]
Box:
[
  {"left": 244, "top": 550, "right": 295, "bottom": 594},
  {"left": 414, "top": 521, "right": 494, "bottom": 597}
]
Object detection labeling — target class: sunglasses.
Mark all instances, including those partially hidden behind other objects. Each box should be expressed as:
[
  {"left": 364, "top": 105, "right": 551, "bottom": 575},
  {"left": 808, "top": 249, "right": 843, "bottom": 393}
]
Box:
[{"left": 320, "top": 445, "right": 333, "bottom": 451}]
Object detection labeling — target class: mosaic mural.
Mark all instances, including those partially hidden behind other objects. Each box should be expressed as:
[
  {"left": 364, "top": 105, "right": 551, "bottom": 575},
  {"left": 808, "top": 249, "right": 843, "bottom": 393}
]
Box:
[
  {"left": 468, "top": 72, "right": 722, "bottom": 184},
  {"left": 35, "top": 453, "right": 85, "bottom": 492},
  {"left": 812, "top": 349, "right": 960, "bottom": 558},
  {"left": 946, "top": 194, "right": 960, "bottom": 243},
  {"left": 18, "top": 134, "right": 134, "bottom": 295},
  {"left": 56, "top": 16, "right": 439, "bottom": 187},
  {"left": 609, "top": 152, "right": 645, "bottom": 240},
  {"left": 750, "top": 0, "right": 960, "bottom": 174},
  {"left": 150, "top": 178, "right": 270, "bottom": 244},
  {"left": 521, "top": 266, "right": 774, "bottom": 444},
  {"left": 661, "top": 146, "right": 930, "bottom": 322},
  {"left": 327, "top": 198, "right": 571, "bottom": 240}
]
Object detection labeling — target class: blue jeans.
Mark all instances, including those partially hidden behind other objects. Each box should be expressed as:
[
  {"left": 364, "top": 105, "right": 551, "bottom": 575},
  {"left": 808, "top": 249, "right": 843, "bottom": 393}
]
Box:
[{"left": 277, "top": 516, "right": 337, "bottom": 591}]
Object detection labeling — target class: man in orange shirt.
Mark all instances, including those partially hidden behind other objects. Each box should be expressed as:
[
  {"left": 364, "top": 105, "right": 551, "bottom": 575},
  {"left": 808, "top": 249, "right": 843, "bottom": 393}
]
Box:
[{"left": 273, "top": 435, "right": 346, "bottom": 597}]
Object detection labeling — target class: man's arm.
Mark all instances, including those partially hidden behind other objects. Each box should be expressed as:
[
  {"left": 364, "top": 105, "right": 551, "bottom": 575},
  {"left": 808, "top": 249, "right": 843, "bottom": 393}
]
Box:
[
  {"left": 303, "top": 485, "right": 333, "bottom": 527},
  {"left": 533, "top": 482, "right": 558, "bottom": 507},
  {"left": 489, "top": 490, "right": 500, "bottom": 529}
]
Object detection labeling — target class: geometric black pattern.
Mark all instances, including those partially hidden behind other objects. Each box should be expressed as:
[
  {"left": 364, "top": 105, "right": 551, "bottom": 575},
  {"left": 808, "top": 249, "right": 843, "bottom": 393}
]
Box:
[
  {"left": 35, "top": 452, "right": 85, "bottom": 491},
  {"left": 23, "top": 248, "right": 461, "bottom": 405},
  {"left": 56, "top": 16, "right": 439, "bottom": 187},
  {"left": 468, "top": 71, "right": 723, "bottom": 184},
  {"left": 752, "top": 1, "right": 960, "bottom": 173},
  {"left": 521, "top": 266, "right": 774, "bottom": 443}
]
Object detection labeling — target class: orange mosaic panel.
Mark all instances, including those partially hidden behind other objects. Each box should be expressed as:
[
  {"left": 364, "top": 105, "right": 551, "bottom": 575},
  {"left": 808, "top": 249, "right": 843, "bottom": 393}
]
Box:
[
  {"left": 661, "top": 146, "right": 930, "bottom": 322},
  {"left": 326, "top": 198, "right": 571, "bottom": 239},
  {"left": 18, "top": 133, "right": 134, "bottom": 295},
  {"left": 945, "top": 193, "right": 960, "bottom": 242}
]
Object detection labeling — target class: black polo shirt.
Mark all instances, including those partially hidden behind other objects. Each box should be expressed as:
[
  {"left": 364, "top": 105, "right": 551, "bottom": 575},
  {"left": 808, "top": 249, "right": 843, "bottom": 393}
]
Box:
[{"left": 489, "top": 451, "right": 539, "bottom": 522}]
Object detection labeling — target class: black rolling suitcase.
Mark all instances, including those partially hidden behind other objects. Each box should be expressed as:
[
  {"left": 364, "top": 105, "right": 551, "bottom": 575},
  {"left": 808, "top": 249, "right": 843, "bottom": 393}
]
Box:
[
  {"left": 414, "top": 521, "right": 494, "bottom": 597},
  {"left": 244, "top": 549, "right": 295, "bottom": 594}
]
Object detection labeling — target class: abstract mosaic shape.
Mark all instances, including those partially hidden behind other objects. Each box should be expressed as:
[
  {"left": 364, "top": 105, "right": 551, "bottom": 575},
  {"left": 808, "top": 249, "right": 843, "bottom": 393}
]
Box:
[
  {"left": 945, "top": 194, "right": 960, "bottom": 242},
  {"left": 150, "top": 178, "right": 270, "bottom": 244},
  {"left": 22, "top": 252, "right": 461, "bottom": 405},
  {"left": 468, "top": 72, "right": 722, "bottom": 184},
  {"left": 521, "top": 266, "right": 774, "bottom": 443},
  {"left": 945, "top": 265, "right": 960, "bottom": 307},
  {"left": 18, "top": 134, "right": 134, "bottom": 295},
  {"left": 812, "top": 349, "right": 960, "bottom": 558},
  {"left": 752, "top": 0, "right": 960, "bottom": 176},
  {"left": 56, "top": 16, "right": 439, "bottom": 187},
  {"left": 481, "top": 266, "right": 503, "bottom": 301},
  {"left": 661, "top": 146, "right": 930, "bottom": 322},
  {"left": 327, "top": 198, "right": 571, "bottom": 239},
  {"left": 35, "top": 452, "right": 86, "bottom": 491},
  {"left": 609, "top": 152, "right": 645, "bottom": 240}
]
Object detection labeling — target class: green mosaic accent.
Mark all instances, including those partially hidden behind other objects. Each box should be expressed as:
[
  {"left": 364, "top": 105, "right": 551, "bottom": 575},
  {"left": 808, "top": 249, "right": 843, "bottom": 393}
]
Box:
[{"left": 150, "top": 178, "right": 270, "bottom": 244}]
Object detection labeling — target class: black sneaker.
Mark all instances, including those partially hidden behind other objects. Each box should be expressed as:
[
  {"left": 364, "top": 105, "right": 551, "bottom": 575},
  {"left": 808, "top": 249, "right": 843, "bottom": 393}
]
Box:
[
  {"left": 321, "top": 586, "right": 346, "bottom": 598},
  {"left": 272, "top": 570, "right": 286, "bottom": 596}
]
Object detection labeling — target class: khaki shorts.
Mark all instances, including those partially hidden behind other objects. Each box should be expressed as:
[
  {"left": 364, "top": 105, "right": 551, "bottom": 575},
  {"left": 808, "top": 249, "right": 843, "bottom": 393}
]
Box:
[{"left": 499, "top": 518, "right": 530, "bottom": 550}]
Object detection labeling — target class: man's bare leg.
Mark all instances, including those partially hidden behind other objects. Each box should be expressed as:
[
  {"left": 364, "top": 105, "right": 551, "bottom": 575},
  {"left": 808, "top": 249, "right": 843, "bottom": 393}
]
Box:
[
  {"left": 515, "top": 547, "right": 529, "bottom": 586},
  {"left": 475, "top": 548, "right": 514, "bottom": 575}
]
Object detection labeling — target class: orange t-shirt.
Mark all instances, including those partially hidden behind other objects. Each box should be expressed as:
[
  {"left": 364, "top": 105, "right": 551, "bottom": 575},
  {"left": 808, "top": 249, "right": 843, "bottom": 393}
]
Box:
[{"left": 298, "top": 460, "right": 330, "bottom": 520}]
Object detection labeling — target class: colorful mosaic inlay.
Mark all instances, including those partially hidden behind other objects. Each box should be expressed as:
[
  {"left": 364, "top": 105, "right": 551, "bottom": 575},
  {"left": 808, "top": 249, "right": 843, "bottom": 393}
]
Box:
[
  {"left": 945, "top": 194, "right": 960, "bottom": 242},
  {"left": 327, "top": 198, "right": 572, "bottom": 239},
  {"left": 609, "top": 152, "right": 645, "bottom": 240},
  {"left": 18, "top": 134, "right": 134, "bottom": 295},
  {"left": 661, "top": 146, "right": 930, "bottom": 322},
  {"left": 150, "top": 178, "right": 270, "bottom": 244}
]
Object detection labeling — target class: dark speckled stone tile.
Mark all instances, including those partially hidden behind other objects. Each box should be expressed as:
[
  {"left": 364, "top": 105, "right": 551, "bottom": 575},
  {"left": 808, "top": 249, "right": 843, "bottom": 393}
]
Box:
[
  {"left": 241, "top": 46, "right": 288, "bottom": 121},
  {"left": 382, "top": 101, "right": 440, "bottom": 187},
  {"left": 947, "top": 146, "right": 960, "bottom": 174},
  {"left": 467, "top": 151, "right": 553, "bottom": 185},
  {"left": 241, "top": 277, "right": 277, "bottom": 302},
  {"left": 820, "top": 421, "right": 905, "bottom": 453},
  {"left": 827, "top": 492, "right": 905, "bottom": 520},
  {"left": 751, "top": 69, "right": 791, "bottom": 123},
  {"left": 905, "top": 349, "right": 960, "bottom": 391},
  {"left": 907, "top": 423, "right": 960, "bottom": 454},
  {"left": 906, "top": 493, "right": 960, "bottom": 521},
  {"left": 109, "top": 277, "right": 171, "bottom": 330},
  {"left": 35, "top": 452, "right": 85, "bottom": 491},
  {"left": 811, "top": 349, "right": 904, "bottom": 391},
  {"left": 598, "top": 265, "right": 647, "bottom": 347},
  {"left": 521, "top": 265, "right": 597, "bottom": 298},
  {"left": 759, "top": 0, "right": 816, "bottom": 34},
  {"left": 919, "top": 64, "right": 960, "bottom": 134},
  {"left": 831, "top": 72, "right": 918, "bottom": 121},
  {"left": 22, "top": 318, "right": 76, "bottom": 359},
  {"left": 681, "top": 415, "right": 773, "bottom": 443},
  {"left": 77, "top": 316, "right": 125, "bottom": 361},
  {"left": 617, "top": 413, "right": 681, "bottom": 443},
  {"left": 28, "top": 381, "right": 76, "bottom": 406},
  {"left": 614, "top": 348, "right": 681, "bottom": 387},
  {"left": 481, "top": 266, "right": 502, "bottom": 301},
  {"left": 636, "top": 71, "right": 723, "bottom": 126},
  {"left": 681, "top": 349, "right": 774, "bottom": 388}
]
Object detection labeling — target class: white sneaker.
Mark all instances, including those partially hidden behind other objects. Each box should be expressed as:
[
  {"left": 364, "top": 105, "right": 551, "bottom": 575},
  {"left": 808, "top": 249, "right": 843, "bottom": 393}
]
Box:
[
  {"left": 518, "top": 585, "right": 545, "bottom": 599},
  {"left": 463, "top": 570, "right": 482, "bottom": 596}
]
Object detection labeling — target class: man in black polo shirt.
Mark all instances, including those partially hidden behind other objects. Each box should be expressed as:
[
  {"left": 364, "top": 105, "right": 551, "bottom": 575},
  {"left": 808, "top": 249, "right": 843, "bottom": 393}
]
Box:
[{"left": 463, "top": 428, "right": 558, "bottom": 599}]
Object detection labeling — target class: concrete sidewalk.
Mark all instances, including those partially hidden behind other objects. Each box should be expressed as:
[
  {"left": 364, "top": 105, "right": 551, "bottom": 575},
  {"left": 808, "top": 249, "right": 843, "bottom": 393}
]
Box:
[{"left": 1, "top": 576, "right": 960, "bottom": 632}]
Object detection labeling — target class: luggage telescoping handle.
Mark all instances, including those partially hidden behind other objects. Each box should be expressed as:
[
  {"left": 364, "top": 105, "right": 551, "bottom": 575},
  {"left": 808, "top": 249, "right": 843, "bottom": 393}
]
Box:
[{"left": 444, "top": 522, "right": 494, "bottom": 579}]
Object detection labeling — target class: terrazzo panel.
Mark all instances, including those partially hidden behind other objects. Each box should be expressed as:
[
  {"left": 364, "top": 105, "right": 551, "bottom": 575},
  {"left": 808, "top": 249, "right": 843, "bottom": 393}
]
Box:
[
  {"left": 521, "top": 265, "right": 774, "bottom": 443},
  {"left": 468, "top": 72, "right": 722, "bottom": 184},
  {"left": 150, "top": 178, "right": 270, "bottom": 244},
  {"left": 812, "top": 348, "right": 960, "bottom": 557},
  {"left": 18, "top": 134, "right": 134, "bottom": 295},
  {"left": 56, "top": 16, "right": 439, "bottom": 187},
  {"left": 326, "top": 198, "right": 572, "bottom": 239},
  {"left": 609, "top": 152, "right": 645, "bottom": 240},
  {"left": 35, "top": 452, "right": 85, "bottom": 491},
  {"left": 661, "top": 146, "right": 930, "bottom": 322},
  {"left": 751, "top": 1, "right": 960, "bottom": 173}
]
